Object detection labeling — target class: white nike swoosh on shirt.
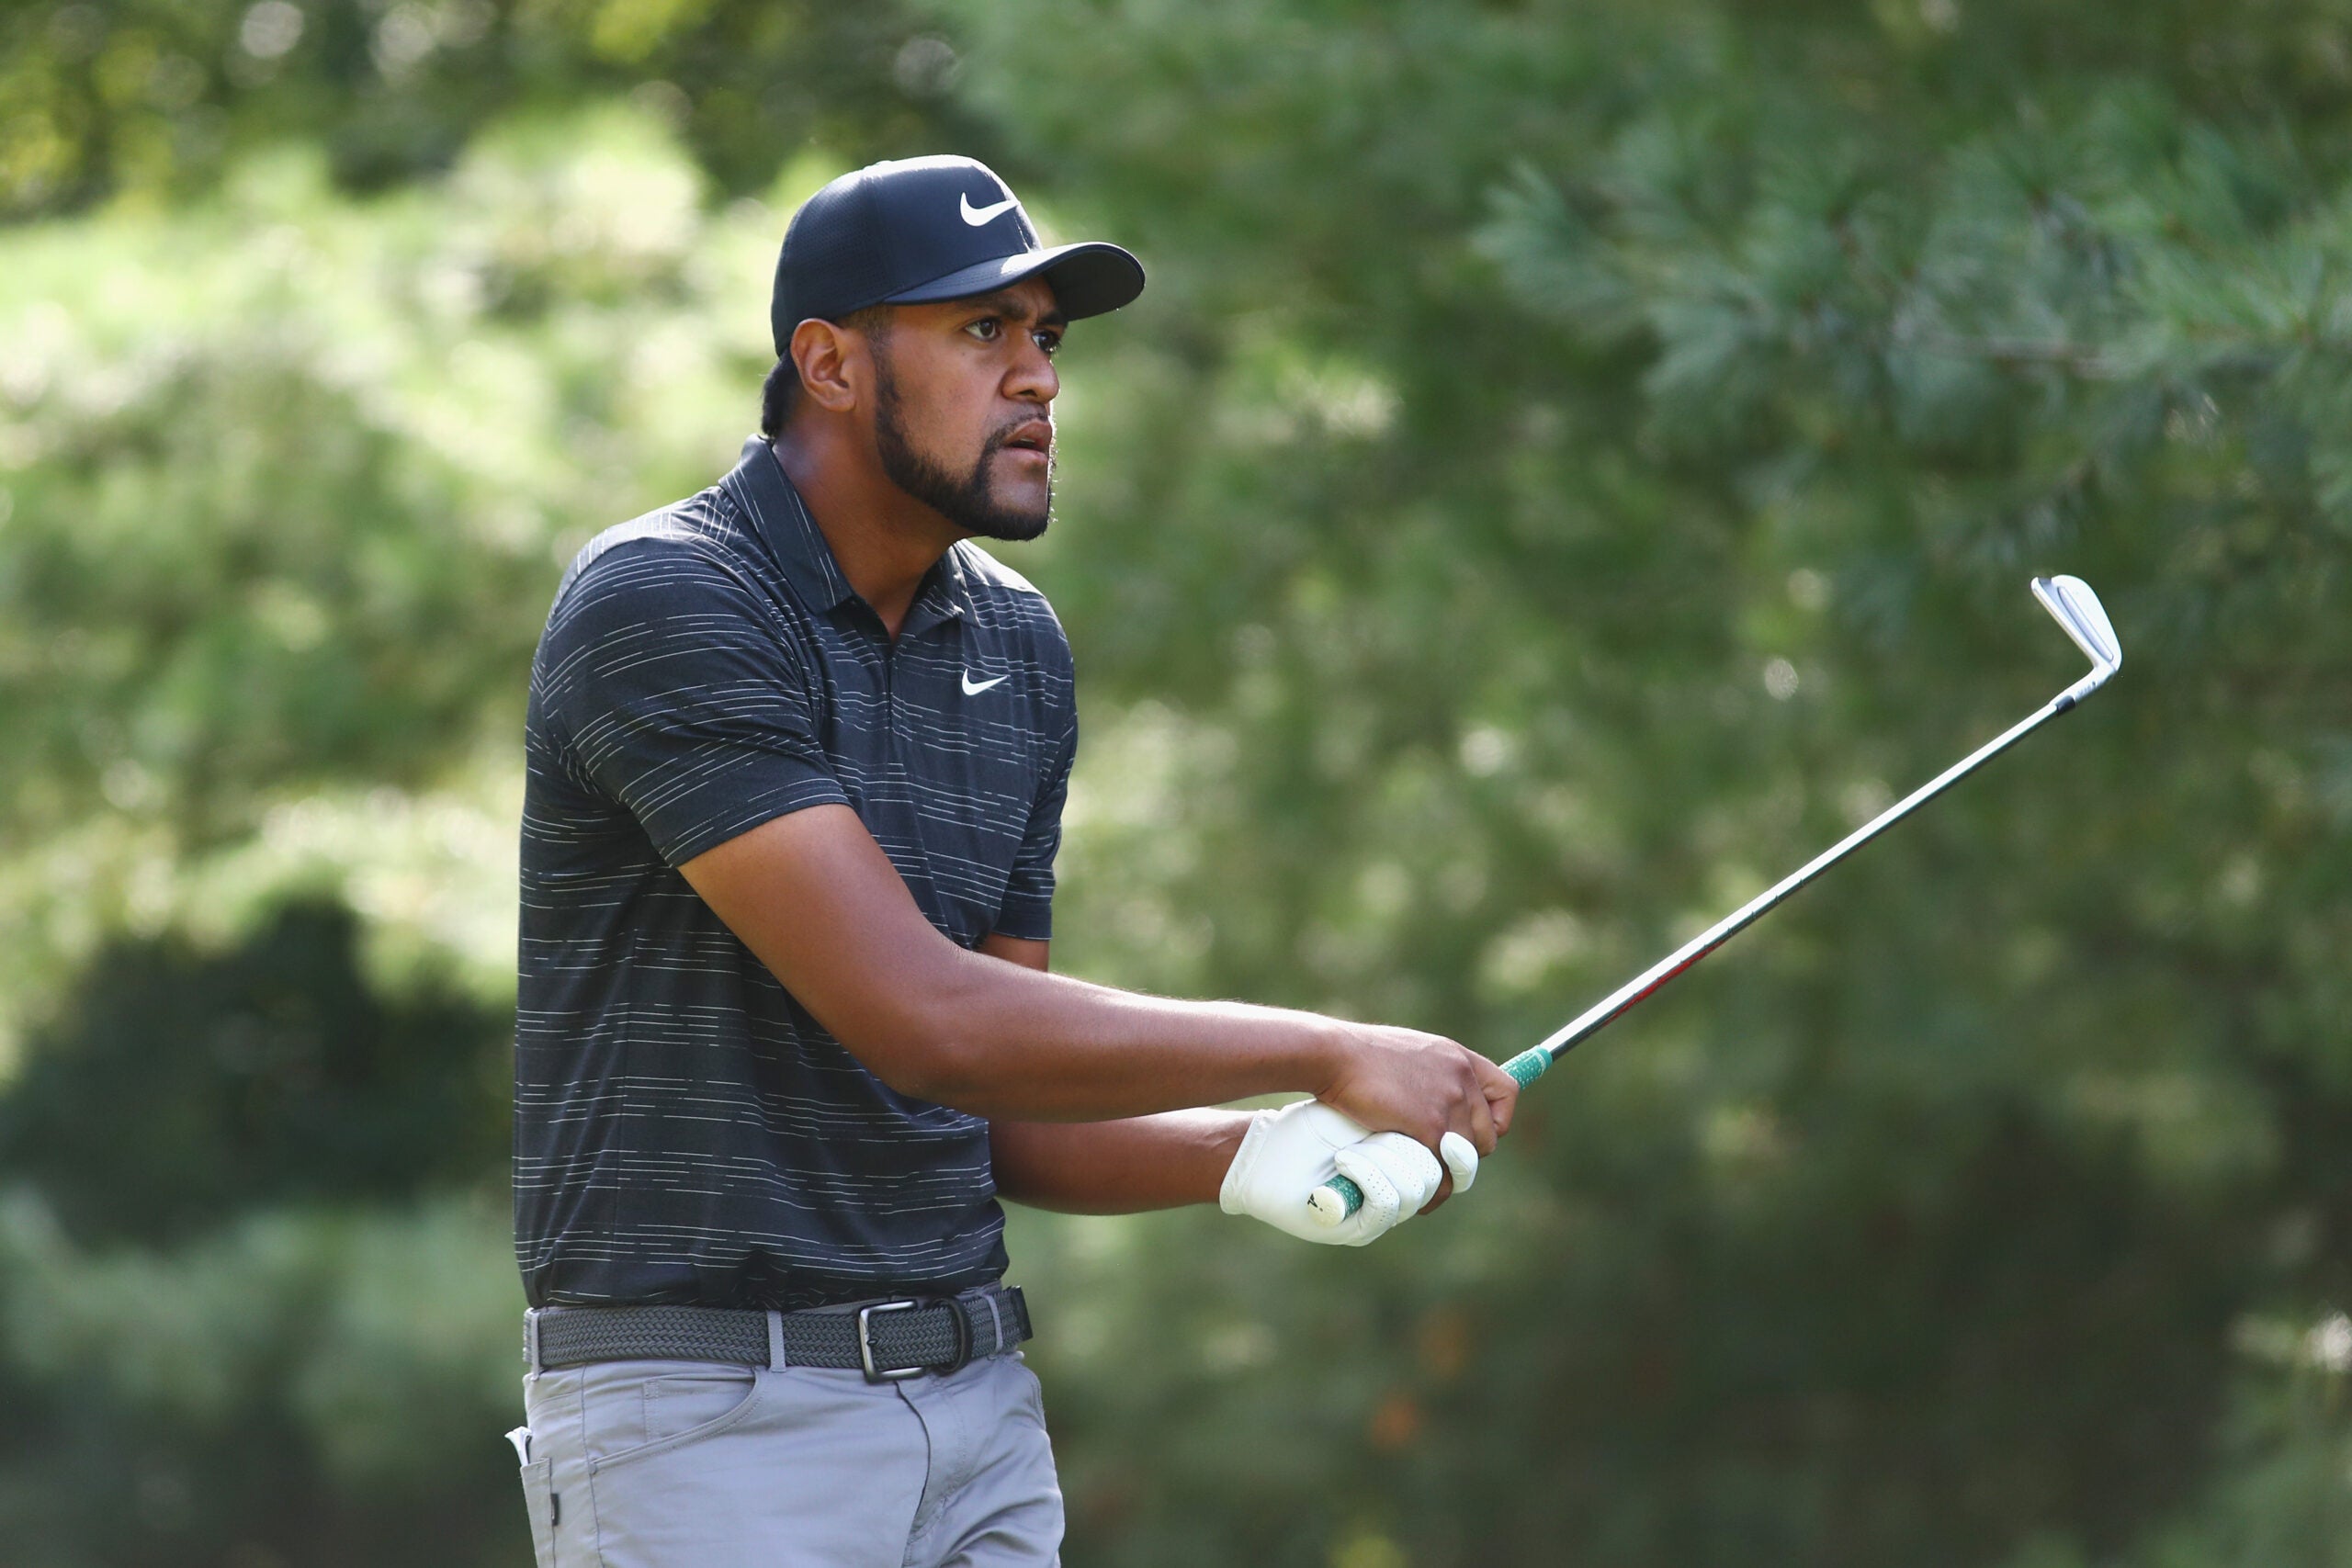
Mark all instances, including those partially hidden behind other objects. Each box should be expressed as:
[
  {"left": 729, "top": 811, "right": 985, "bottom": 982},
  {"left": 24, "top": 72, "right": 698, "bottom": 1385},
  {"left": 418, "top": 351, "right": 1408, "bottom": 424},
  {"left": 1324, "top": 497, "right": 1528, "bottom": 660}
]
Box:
[
  {"left": 960, "top": 193, "right": 1021, "bottom": 227},
  {"left": 961, "top": 671, "right": 1010, "bottom": 695}
]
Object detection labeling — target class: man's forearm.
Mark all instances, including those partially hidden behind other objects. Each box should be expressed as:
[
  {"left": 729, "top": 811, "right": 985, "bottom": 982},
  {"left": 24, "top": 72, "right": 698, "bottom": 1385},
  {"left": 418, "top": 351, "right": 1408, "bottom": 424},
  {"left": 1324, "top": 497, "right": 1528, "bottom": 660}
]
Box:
[
  {"left": 682, "top": 807, "right": 1508, "bottom": 1138},
  {"left": 908, "top": 956, "right": 1346, "bottom": 1120},
  {"left": 684, "top": 807, "right": 1345, "bottom": 1121},
  {"left": 989, "top": 1111, "right": 1252, "bottom": 1213}
]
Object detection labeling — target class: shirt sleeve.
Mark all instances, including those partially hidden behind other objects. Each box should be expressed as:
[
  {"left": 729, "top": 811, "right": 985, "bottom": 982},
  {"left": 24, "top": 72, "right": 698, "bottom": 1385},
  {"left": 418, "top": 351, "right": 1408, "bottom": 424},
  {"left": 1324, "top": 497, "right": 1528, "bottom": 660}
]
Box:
[
  {"left": 990, "top": 654, "right": 1078, "bottom": 942},
  {"left": 537, "top": 539, "right": 849, "bottom": 866}
]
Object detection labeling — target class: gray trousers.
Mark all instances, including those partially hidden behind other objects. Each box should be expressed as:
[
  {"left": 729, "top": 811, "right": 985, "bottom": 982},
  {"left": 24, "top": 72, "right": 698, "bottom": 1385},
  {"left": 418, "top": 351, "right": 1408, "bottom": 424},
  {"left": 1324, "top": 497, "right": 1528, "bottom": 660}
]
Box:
[{"left": 512, "top": 1351, "right": 1063, "bottom": 1567}]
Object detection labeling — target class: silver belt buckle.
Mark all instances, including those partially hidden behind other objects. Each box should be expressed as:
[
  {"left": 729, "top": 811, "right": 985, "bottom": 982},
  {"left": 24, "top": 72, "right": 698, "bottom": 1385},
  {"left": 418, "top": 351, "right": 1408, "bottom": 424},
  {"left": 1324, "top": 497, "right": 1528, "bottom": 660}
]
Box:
[{"left": 856, "top": 1300, "right": 925, "bottom": 1382}]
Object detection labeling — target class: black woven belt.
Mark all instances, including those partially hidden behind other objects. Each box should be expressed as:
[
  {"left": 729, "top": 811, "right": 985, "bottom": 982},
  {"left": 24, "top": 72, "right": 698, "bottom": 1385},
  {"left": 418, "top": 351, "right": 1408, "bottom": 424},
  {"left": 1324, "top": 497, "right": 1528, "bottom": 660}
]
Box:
[{"left": 527, "top": 1284, "right": 1031, "bottom": 1383}]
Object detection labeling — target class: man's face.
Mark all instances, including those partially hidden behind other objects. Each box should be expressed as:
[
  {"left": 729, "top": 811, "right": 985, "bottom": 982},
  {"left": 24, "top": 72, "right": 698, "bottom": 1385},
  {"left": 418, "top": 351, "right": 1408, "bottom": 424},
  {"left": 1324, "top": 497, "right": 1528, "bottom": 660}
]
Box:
[{"left": 865, "top": 276, "right": 1064, "bottom": 543}]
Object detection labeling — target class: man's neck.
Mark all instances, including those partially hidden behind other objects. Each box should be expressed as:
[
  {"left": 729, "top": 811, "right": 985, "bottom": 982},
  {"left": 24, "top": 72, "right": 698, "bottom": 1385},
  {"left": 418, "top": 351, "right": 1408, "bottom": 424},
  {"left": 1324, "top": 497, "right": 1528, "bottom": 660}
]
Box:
[{"left": 768, "top": 428, "right": 957, "bottom": 639}]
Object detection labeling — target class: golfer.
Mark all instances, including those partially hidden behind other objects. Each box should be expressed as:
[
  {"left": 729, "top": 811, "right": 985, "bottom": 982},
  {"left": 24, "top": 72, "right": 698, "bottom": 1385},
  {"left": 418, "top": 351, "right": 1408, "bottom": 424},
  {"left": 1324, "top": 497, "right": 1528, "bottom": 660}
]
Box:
[{"left": 507, "top": 155, "right": 1517, "bottom": 1568}]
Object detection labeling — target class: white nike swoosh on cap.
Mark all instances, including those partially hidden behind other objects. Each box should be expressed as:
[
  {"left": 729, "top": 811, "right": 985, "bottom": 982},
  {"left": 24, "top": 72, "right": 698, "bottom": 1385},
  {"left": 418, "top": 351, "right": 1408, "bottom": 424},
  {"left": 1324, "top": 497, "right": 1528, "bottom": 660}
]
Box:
[
  {"left": 961, "top": 671, "right": 1009, "bottom": 695},
  {"left": 960, "top": 193, "right": 1021, "bottom": 227}
]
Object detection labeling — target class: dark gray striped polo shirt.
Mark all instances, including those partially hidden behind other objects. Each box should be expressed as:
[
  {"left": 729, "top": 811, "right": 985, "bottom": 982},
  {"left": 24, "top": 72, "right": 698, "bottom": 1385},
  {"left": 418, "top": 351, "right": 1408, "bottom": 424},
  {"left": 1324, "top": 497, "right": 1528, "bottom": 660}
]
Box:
[{"left": 514, "top": 436, "right": 1077, "bottom": 1310}]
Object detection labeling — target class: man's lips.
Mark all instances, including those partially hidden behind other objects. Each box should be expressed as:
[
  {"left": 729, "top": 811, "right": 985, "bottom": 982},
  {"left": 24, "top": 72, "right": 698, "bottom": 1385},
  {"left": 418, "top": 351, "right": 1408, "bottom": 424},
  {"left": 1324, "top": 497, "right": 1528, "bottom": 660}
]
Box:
[{"left": 997, "top": 421, "right": 1053, "bottom": 460}]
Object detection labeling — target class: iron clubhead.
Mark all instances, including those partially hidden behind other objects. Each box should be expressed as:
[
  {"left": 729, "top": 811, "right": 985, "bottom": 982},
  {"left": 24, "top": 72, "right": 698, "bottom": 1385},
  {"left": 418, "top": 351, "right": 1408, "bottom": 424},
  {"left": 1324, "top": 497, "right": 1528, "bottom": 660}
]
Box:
[{"left": 2031, "top": 574, "right": 2121, "bottom": 703}]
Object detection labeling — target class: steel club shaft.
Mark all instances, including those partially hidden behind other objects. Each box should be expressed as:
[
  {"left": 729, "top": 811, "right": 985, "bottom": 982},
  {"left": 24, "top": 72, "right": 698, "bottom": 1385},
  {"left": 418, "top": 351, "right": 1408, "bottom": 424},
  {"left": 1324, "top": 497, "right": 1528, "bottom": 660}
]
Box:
[{"left": 1308, "top": 575, "right": 2120, "bottom": 1225}]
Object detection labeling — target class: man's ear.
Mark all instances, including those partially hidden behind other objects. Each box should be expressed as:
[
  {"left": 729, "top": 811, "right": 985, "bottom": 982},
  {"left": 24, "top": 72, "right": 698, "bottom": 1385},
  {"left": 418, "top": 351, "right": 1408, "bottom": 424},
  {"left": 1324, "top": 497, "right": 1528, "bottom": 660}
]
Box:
[{"left": 789, "top": 318, "right": 866, "bottom": 415}]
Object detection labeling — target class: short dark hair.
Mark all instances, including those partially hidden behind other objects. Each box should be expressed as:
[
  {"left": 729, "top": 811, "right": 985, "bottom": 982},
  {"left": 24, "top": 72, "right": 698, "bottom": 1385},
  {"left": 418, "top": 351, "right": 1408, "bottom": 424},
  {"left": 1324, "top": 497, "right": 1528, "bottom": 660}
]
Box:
[{"left": 760, "top": 304, "right": 896, "bottom": 436}]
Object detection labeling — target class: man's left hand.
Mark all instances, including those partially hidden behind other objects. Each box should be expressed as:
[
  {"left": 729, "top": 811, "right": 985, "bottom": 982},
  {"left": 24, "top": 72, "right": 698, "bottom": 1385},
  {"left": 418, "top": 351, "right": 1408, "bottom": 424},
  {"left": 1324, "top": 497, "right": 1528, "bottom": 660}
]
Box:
[{"left": 1218, "top": 1099, "right": 1478, "bottom": 1246}]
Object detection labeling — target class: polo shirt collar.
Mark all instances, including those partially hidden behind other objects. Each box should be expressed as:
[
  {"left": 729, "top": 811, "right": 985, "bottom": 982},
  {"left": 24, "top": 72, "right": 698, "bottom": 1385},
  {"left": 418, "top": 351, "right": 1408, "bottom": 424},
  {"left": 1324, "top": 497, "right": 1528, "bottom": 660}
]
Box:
[
  {"left": 726, "top": 435, "right": 973, "bottom": 633},
  {"left": 904, "top": 547, "right": 973, "bottom": 639},
  {"left": 728, "top": 436, "right": 855, "bottom": 612}
]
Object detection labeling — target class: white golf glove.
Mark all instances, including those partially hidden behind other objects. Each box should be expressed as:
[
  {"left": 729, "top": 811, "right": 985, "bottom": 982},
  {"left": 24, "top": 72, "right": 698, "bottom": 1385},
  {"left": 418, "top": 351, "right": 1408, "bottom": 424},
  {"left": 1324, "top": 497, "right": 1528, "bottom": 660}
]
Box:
[{"left": 1219, "top": 1099, "right": 1481, "bottom": 1246}]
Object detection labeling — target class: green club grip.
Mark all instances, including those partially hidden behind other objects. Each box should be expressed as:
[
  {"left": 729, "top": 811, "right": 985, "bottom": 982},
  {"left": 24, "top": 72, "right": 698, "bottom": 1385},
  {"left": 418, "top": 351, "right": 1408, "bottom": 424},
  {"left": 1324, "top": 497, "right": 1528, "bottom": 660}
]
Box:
[{"left": 1306, "top": 1047, "right": 1552, "bottom": 1224}]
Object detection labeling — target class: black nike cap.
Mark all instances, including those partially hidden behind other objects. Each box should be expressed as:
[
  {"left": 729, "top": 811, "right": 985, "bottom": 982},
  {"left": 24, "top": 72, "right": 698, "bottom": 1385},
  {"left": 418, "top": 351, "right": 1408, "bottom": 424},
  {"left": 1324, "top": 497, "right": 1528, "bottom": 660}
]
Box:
[{"left": 770, "top": 155, "right": 1146, "bottom": 357}]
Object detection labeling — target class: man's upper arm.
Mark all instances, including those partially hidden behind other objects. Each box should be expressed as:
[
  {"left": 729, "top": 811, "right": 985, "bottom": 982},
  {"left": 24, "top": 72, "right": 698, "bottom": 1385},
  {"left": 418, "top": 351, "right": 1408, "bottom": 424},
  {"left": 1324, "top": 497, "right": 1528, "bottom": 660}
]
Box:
[
  {"left": 539, "top": 541, "right": 846, "bottom": 866},
  {"left": 682, "top": 833, "right": 1047, "bottom": 1070},
  {"left": 682, "top": 805, "right": 978, "bottom": 1093}
]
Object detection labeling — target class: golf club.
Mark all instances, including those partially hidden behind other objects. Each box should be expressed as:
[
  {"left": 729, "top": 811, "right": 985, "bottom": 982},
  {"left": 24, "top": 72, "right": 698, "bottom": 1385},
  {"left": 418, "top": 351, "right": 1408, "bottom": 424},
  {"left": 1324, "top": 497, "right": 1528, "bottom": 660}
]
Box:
[{"left": 1309, "top": 574, "right": 2122, "bottom": 1225}]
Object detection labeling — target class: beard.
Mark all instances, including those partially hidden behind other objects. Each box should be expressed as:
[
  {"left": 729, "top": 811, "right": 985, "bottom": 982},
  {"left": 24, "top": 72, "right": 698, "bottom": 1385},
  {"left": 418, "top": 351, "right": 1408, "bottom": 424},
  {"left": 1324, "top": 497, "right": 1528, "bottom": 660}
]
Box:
[{"left": 872, "top": 350, "right": 1053, "bottom": 544}]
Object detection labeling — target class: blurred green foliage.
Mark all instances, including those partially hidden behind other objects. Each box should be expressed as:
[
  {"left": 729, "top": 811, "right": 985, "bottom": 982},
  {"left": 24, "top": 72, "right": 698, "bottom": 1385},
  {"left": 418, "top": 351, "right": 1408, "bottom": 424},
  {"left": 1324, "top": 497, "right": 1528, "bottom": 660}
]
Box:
[
  {"left": 0, "top": 0, "right": 959, "bottom": 217},
  {"left": 0, "top": 901, "right": 507, "bottom": 1244},
  {"left": 3, "top": 1, "right": 2349, "bottom": 1565}
]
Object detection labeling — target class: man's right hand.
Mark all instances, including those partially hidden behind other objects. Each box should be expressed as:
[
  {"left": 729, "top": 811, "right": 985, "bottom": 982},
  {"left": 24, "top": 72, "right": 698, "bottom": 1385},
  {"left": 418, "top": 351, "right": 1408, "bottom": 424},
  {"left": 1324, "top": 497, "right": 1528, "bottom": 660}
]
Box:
[{"left": 1316, "top": 1023, "right": 1518, "bottom": 1209}]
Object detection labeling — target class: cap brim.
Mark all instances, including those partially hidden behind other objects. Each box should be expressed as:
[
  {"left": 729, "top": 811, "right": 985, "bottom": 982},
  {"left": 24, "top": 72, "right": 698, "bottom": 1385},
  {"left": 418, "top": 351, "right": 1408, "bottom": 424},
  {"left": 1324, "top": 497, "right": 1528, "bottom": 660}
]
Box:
[{"left": 883, "top": 241, "right": 1146, "bottom": 320}]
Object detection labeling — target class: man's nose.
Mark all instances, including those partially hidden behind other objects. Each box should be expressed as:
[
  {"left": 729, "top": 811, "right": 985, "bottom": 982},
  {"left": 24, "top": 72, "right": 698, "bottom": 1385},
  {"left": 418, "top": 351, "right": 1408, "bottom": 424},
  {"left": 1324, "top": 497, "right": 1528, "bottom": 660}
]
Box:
[{"left": 1007, "top": 337, "right": 1058, "bottom": 402}]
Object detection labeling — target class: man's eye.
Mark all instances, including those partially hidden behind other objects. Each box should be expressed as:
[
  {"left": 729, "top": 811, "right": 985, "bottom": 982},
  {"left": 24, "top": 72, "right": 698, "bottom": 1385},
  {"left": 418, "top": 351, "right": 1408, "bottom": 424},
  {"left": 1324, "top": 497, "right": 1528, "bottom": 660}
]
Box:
[
  {"left": 967, "top": 319, "right": 1001, "bottom": 341},
  {"left": 1034, "top": 332, "right": 1061, "bottom": 356}
]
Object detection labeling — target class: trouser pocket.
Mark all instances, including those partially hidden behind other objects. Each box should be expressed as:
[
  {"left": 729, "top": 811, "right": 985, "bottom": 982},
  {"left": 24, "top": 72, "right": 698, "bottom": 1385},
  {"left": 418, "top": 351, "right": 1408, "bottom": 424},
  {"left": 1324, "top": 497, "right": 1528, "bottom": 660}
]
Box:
[{"left": 510, "top": 1426, "right": 560, "bottom": 1568}]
